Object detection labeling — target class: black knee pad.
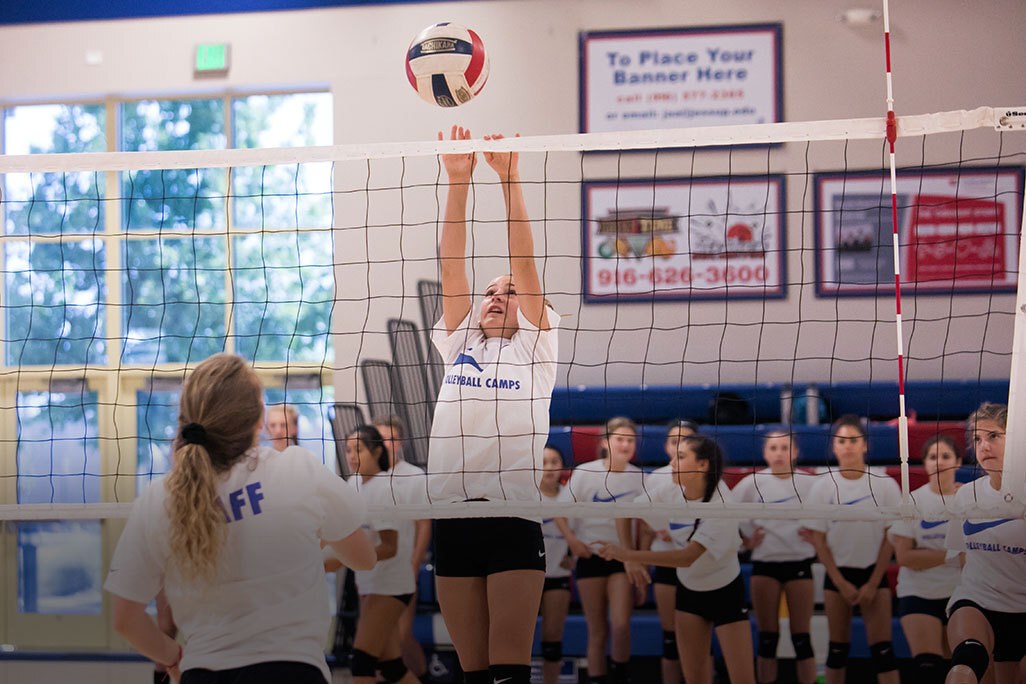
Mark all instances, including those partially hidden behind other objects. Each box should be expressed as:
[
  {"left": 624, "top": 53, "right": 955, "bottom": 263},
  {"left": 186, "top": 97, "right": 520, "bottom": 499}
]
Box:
[
  {"left": 951, "top": 639, "right": 990, "bottom": 682},
  {"left": 541, "top": 640, "right": 563, "bottom": 663},
  {"left": 607, "top": 659, "right": 629, "bottom": 684},
  {"left": 913, "top": 653, "right": 947, "bottom": 684},
  {"left": 489, "top": 664, "right": 531, "bottom": 684},
  {"left": 791, "top": 632, "right": 814, "bottom": 661},
  {"left": 463, "top": 670, "right": 491, "bottom": 684},
  {"left": 379, "top": 657, "right": 408, "bottom": 683},
  {"left": 758, "top": 631, "right": 780, "bottom": 658},
  {"left": 662, "top": 630, "right": 679, "bottom": 660},
  {"left": 871, "top": 641, "right": 897, "bottom": 673},
  {"left": 350, "top": 649, "right": 378, "bottom": 678},
  {"left": 826, "top": 641, "right": 850, "bottom": 670}
]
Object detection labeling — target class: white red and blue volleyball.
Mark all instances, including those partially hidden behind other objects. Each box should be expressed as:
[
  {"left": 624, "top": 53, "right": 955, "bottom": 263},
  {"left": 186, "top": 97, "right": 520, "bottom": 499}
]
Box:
[{"left": 406, "top": 23, "right": 489, "bottom": 107}]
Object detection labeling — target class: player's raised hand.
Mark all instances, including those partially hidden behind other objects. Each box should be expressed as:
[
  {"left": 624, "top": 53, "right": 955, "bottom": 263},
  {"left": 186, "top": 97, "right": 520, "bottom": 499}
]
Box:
[
  {"left": 482, "top": 133, "right": 519, "bottom": 181},
  {"left": 439, "top": 125, "right": 476, "bottom": 183}
]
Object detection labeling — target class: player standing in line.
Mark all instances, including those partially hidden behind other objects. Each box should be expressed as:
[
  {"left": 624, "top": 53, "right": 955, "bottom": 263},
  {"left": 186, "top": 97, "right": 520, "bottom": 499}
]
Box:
[
  {"left": 538, "top": 444, "right": 573, "bottom": 684},
  {"left": 945, "top": 403, "right": 1026, "bottom": 684},
  {"left": 430, "top": 125, "right": 560, "bottom": 684},
  {"left": 889, "top": 435, "right": 963, "bottom": 684},
  {"left": 372, "top": 415, "right": 432, "bottom": 683},
  {"left": 629, "top": 419, "right": 698, "bottom": 684},
  {"left": 337, "top": 425, "right": 421, "bottom": 684},
  {"left": 104, "top": 353, "right": 375, "bottom": 684},
  {"left": 733, "top": 430, "right": 818, "bottom": 684},
  {"left": 555, "top": 417, "right": 647, "bottom": 684},
  {"left": 596, "top": 435, "right": 755, "bottom": 684},
  {"left": 266, "top": 403, "right": 300, "bottom": 451},
  {"left": 805, "top": 415, "right": 901, "bottom": 684}
]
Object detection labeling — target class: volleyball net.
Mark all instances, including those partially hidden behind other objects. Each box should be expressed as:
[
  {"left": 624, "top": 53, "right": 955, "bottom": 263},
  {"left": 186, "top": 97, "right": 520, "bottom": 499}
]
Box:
[{"left": 1, "top": 105, "right": 1025, "bottom": 525}]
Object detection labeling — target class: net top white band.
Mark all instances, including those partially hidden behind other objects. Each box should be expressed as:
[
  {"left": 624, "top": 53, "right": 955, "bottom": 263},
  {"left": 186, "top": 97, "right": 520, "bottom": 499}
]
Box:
[{"left": 0, "top": 106, "right": 1017, "bottom": 174}]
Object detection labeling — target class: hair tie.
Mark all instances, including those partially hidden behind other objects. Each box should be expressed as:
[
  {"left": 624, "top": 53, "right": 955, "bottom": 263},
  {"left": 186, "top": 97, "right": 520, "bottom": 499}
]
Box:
[{"left": 181, "top": 423, "right": 208, "bottom": 446}]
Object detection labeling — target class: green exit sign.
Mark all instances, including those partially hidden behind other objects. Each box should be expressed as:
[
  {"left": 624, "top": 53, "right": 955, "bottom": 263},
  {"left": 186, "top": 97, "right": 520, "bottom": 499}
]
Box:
[{"left": 195, "top": 44, "right": 230, "bottom": 74}]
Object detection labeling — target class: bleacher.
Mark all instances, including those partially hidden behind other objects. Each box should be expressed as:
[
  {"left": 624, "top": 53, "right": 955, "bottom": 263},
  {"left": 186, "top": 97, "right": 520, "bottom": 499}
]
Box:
[{"left": 406, "top": 378, "right": 1005, "bottom": 668}]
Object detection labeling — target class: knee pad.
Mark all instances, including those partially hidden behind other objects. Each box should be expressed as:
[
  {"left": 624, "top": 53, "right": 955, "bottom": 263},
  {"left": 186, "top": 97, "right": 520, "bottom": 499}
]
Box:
[
  {"left": 607, "top": 659, "right": 629, "bottom": 684},
  {"left": 758, "top": 631, "right": 780, "bottom": 658},
  {"left": 871, "top": 641, "right": 897, "bottom": 673},
  {"left": 463, "top": 670, "right": 491, "bottom": 684},
  {"left": 350, "top": 649, "right": 378, "bottom": 678},
  {"left": 661, "top": 630, "right": 679, "bottom": 660},
  {"left": 489, "top": 664, "right": 531, "bottom": 684},
  {"left": 541, "top": 640, "right": 563, "bottom": 663},
  {"left": 913, "top": 653, "right": 947, "bottom": 684},
  {"left": 826, "top": 641, "right": 850, "bottom": 670},
  {"left": 379, "top": 657, "right": 408, "bottom": 683},
  {"left": 791, "top": 632, "right": 814, "bottom": 661},
  {"left": 951, "top": 639, "right": 990, "bottom": 682}
]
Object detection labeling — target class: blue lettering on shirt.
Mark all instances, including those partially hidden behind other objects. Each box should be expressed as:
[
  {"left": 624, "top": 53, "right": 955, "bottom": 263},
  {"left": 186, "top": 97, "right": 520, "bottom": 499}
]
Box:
[{"left": 226, "top": 481, "right": 265, "bottom": 522}]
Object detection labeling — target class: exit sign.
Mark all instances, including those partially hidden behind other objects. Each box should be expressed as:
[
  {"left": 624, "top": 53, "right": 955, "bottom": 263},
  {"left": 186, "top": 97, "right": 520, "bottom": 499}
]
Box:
[{"left": 195, "top": 44, "right": 230, "bottom": 74}]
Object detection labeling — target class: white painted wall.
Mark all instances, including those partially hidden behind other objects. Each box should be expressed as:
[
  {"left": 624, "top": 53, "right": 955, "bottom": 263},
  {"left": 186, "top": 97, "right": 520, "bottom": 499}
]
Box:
[{"left": 1, "top": 0, "right": 1023, "bottom": 400}]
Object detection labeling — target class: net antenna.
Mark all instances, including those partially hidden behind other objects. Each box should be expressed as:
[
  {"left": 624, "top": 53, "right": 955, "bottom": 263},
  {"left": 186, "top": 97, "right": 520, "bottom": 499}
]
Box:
[{"left": 880, "top": 0, "right": 913, "bottom": 506}]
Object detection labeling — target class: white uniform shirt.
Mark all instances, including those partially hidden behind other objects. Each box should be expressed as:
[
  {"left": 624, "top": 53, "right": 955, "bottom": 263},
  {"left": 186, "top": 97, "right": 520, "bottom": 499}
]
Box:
[
  {"left": 643, "top": 481, "right": 741, "bottom": 591},
  {"left": 428, "top": 307, "right": 559, "bottom": 503},
  {"left": 644, "top": 465, "right": 677, "bottom": 553},
  {"left": 348, "top": 472, "right": 417, "bottom": 596},
  {"left": 541, "top": 489, "right": 571, "bottom": 578},
  {"left": 888, "top": 484, "right": 961, "bottom": 600},
  {"left": 805, "top": 471, "right": 901, "bottom": 568},
  {"left": 732, "top": 468, "right": 817, "bottom": 562},
  {"left": 104, "top": 446, "right": 365, "bottom": 682},
  {"left": 946, "top": 477, "right": 1026, "bottom": 612},
  {"left": 560, "top": 459, "right": 646, "bottom": 546}
]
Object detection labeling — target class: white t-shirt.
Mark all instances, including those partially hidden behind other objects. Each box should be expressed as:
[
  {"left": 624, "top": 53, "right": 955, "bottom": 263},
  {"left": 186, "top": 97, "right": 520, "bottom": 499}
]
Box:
[
  {"left": 560, "top": 459, "right": 646, "bottom": 546},
  {"left": 643, "top": 465, "right": 677, "bottom": 553},
  {"left": 428, "top": 307, "right": 559, "bottom": 503},
  {"left": 104, "top": 446, "right": 365, "bottom": 682},
  {"left": 643, "top": 481, "right": 741, "bottom": 591},
  {"left": 946, "top": 477, "right": 1026, "bottom": 612},
  {"left": 805, "top": 470, "right": 901, "bottom": 569},
  {"left": 348, "top": 471, "right": 417, "bottom": 596},
  {"left": 732, "top": 468, "right": 817, "bottom": 562},
  {"left": 888, "top": 484, "right": 961, "bottom": 600},
  {"left": 541, "top": 489, "right": 571, "bottom": 578}
]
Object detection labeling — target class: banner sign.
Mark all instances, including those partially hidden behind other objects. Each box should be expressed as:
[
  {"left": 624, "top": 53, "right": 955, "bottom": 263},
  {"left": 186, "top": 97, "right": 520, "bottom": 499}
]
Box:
[
  {"left": 582, "top": 176, "right": 787, "bottom": 302},
  {"left": 579, "top": 24, "right": 783, "bottom": 135},
  {"left": 814, "top": 167, "right": 1025, "bottom": 296}
]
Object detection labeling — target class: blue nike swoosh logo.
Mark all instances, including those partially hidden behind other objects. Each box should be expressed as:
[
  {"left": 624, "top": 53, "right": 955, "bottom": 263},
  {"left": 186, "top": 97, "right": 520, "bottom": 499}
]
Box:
[
  {"left": 920, "top": 520, "right": 947, "bottom": 529},
  {"left": 592, "top": 491, "right": 636, "bottom": 503},
  {"left": 542, "top": 518, "right": 553, "bottom": 524},
  {"left": 841, "top": 495, "right": 872, "bottom": 506},
  {"left": 453, "top": 353, "right": 484, "bottom": 373},
  {"left": 669, "top": 522, "right": 694, "bottom": 531},
  {"left": 963, "top": 519, "right": 1015, "bottom": 536},
  {"left": 762, "top": 496, "right": 796, "bottom": 504}
]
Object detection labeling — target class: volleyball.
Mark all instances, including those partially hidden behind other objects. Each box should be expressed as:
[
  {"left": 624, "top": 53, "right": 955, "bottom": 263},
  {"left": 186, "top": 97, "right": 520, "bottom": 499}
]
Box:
[{"left": 406, "top": 22, "right": 489, "bottom": 107}]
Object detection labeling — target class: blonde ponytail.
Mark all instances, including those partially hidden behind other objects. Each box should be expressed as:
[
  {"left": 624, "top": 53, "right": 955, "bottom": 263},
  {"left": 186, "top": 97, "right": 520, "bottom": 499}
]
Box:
[{"left": 164, "top": 354, "right": 264, "bottom": 582}]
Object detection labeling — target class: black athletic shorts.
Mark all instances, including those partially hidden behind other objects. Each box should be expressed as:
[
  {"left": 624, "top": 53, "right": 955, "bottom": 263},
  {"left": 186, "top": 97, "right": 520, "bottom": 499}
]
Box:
[
  {"left": 652, "top": 565, "right": 679, "bottom": 586},
  {"left": 434, "top": 516, "right": 545, "bottom": 577},
  {"left": 182, "top": 661, "right": 327, "bottom": 684},
  {"left": 898, "top": 595, "right": 949, "bottom": 622},
  {"left": 575, "top": 555, "right": 625, "bottom": 579},
  {"left": 823, "top": 566, "right": 890, "bottom": 593},
  {"left": 751, "top": 558, "right": 815, "bottom": 583},
  {"left": 949, "top": 599, "right": 1026, "bottom": 662},
  {"left": 543, "top": 576, "right": 571, "bottom": 592},
  {"left": 675, "top": 573, "right": 749, "bottom": 626}
]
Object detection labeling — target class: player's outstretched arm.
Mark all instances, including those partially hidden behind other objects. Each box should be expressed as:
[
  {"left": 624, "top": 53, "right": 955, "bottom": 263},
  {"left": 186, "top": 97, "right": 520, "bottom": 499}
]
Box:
[
  {"left": 439, "top": 125, "right": 474, "bottom": 333},
  {"left": 483, "top": 133, "right": 549, "bottom": 331},
  {"left": 326, "top": 527, "right": 377, "bottom": 571},
  {"left": 112, "top": 596, "right": 182, "bottom": 676}
]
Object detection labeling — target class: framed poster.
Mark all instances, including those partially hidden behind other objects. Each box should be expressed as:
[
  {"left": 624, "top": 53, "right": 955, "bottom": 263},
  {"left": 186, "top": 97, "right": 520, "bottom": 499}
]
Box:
[
  {"left": 579, "top": 23, "right": 783, "bottom": 135},
  {"left": 814, "top": 167, "right": 1025, "bottom": 296},
  {"left": 582, "top": 175, "right": 787, "bottom": 302}
]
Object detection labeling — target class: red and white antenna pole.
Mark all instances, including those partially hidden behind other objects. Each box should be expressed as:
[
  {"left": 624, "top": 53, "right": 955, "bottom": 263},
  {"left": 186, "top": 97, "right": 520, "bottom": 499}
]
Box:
[{"left": 882, "top": 0, "right": 911, "bottom": 504}]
